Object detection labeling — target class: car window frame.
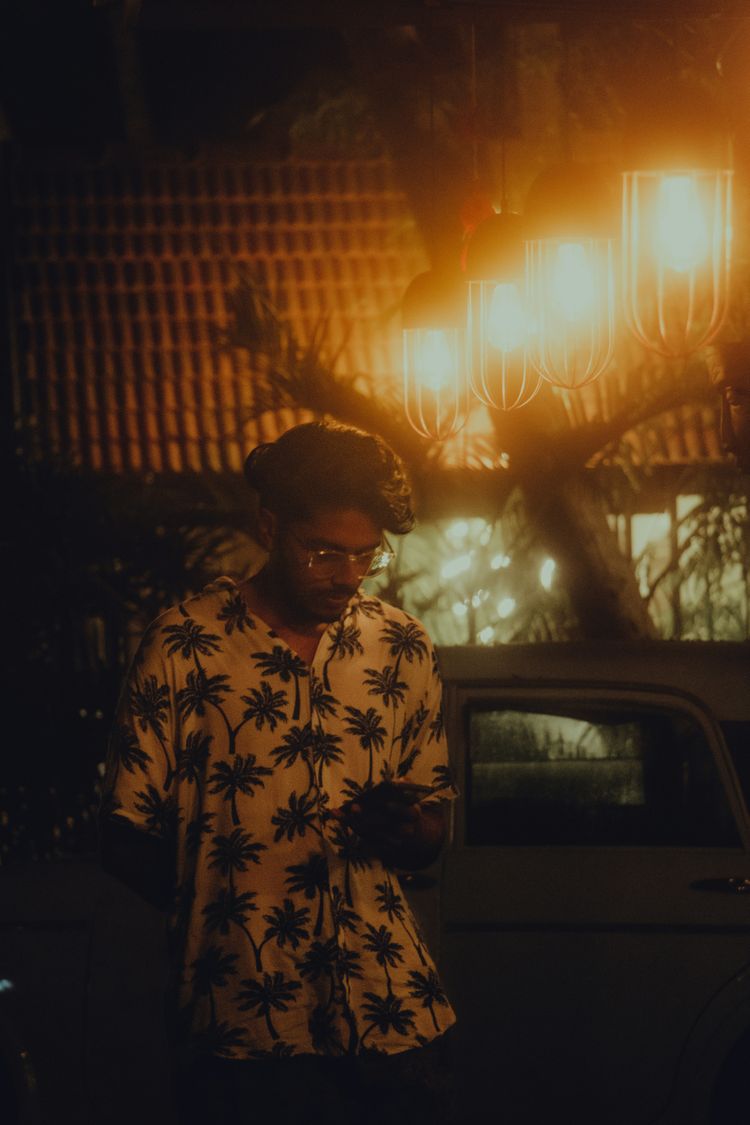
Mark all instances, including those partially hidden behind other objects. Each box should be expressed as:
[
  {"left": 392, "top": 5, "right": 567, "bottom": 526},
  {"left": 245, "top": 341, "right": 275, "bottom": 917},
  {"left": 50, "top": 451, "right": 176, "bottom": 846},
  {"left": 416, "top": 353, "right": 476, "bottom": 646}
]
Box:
[{"left": 444, "top": 681, "right": 750, "bottom": 852}]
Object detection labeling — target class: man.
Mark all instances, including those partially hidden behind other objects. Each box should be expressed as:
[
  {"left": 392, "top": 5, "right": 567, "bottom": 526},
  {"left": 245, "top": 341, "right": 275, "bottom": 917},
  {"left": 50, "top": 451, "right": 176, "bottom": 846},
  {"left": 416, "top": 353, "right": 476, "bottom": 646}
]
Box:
[{"left": 100, "top": 421, "right": 458, "bottom": 1125}]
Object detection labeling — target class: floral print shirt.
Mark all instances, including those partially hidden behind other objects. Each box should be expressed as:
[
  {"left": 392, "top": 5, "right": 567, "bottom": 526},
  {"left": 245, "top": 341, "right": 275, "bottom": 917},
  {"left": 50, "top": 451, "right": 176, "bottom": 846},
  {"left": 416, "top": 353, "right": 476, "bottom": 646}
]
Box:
[{"left": 102, "top": 577, "right": 458, "bottom": 1059}]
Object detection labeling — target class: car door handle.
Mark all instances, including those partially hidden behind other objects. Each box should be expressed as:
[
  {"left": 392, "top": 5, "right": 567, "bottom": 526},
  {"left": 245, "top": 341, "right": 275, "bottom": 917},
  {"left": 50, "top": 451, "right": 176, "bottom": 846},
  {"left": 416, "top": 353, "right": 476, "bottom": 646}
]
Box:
[{"left": 690, "top": 877, "right": 750, "bottom": 894}]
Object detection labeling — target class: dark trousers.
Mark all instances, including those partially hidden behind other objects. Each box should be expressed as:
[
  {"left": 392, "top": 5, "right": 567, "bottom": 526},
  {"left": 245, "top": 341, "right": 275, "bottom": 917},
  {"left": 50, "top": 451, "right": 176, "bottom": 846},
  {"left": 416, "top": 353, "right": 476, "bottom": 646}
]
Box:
[{"left": 174, "top": 1032, "right": 455, "bottom": 1125}]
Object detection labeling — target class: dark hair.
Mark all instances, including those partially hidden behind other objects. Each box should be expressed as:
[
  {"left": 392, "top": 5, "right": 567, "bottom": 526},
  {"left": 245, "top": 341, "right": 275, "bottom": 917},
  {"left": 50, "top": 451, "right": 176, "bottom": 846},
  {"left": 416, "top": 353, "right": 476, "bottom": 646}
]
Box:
[{"left": 243, "top": 422, "right": 415, "bottom": 534}]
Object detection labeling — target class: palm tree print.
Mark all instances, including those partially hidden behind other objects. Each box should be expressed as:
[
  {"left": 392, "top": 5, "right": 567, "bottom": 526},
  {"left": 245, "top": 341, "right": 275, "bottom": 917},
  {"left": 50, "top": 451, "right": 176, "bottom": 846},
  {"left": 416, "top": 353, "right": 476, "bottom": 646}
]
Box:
[
  {"left": 216, "top": 592, "right": 254, "bottom": 635},
  {"left": 354, "top": 595, "right": 384, "bottom": 619},
  {"left": 285, "top": 852, "right": 329, "bottom": 936},
  {"left": 310, "top": 676, "right": 337, "bottom": 719},
  {"left": 375, "top": 880, "right": 427, "bottom": 965},
  {"left": 336, "top": 947, "right": 364, "bottom": 984},
  {"left": 240, "top": 682, "right": 288, "bottom": 732},
  {"left": 177, "top": 669, "right": 232, "bottom": 721},
  {"left": 133, "top": 785, "right": 179, "bottom": 837},
  {"left": 296, "top": 936, "right": 344, "bottom": 1026},
  {"left": 130, "top": 675, "right": 170, "bottom": 739},
  {"left": 208, "top": 828, "right": 266, "bottom": 884},
  {"left": 251, "top": 646, "right": 308, "bottom": 721},
  {"left": 271, "top": 792, "right": 320, "bottom": 843},
  {"left": 380, "top": 619, "right": 428, "bottom": 667},
  {"left": 202, "top": 886, "right": 258, "bottom": 935},
  {"left": 322, "top": 622, "right": 363, "bottom": 690},
  {"left": 130, "top": 676, "right": 173, "bottom": 787},
  {"left": 406, "top": 969, "right": 449, "bottom": 1033},
  {"left": 208, "top": 754, "right": 273, "bottom": 826},
  {"left": 237, "top": 972, "right": 302, "bottom": 1040},
  {"left": 431, "top": 763, "right": 455, "bottom": 793},
  {"left": 328, "top": 821, "right": 371, "bottom": 907},
  {"left": 396, "top": 744, "right": 420, "bottom": 777},
  {"left": 202, "top": 886, "right": 263, "bottom": 971},
  {"left": 110, "top": 722, "right": 151, "bottom": 776},
  {"left": 260, "top": 899, "right": 311, "bottom": 954},
  {"left": 269, "top": 725, "right": 315, "bottom": 784},
  {"left": 330, "top": 886, "right": 361, "bottom": 934},
  {"left": 185, "top": 811, "right": 215, "bottom": 855},
  {"left": 308, "top": 1004, "right": 344, "bottom": 1055},
  {"left": 363, "top": 665, "right": 409, "bottom": 709},
  {"left": 343, "top": 706, "right": 387, "bottom": 784},
  {"left": 162, "top": 617, "right": 222, "bottom": 663},
  {"left": 362, "top": 923, "right": 405, "bottom": 992},
  {"left": 175, "top": 731, "right": 212, "bottom": 792},
  {"left": 360, "top": 992, "right": 416, "bottom": 1042},
  {"left": 296, "top": 937, "right": 339, "bottom": 1002},
  {"left": 190, "top": 945, "right": 239, "bottom": 1023},
  {"left": 311, "top": 729, "right": 344, "bottom": 783}
]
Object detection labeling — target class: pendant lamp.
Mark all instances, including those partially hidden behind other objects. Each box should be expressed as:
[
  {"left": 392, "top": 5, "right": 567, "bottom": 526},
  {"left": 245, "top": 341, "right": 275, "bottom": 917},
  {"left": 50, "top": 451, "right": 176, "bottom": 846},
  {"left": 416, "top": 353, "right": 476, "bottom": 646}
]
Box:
[
  {"left": 524, "top": 163, "right": 616, "bottom": 390},
  {"left": 620, "top": 87, "right": 734, "bottom": 358},
  {"left": 402, "top": 270, "right": 468, "bottom": 440},
  {"left": 465, "top": 212, "right": 541, "bottom": 410},
  {"left": 622, "top": 168, "right": 733, "bottom": 357}
]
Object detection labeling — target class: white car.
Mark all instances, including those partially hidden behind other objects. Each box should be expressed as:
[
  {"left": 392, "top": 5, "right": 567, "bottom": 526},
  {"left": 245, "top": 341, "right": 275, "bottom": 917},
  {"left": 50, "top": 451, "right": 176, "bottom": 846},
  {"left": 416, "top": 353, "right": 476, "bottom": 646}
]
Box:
[{"left": 415, "top": 642, "right": 750, "bottom": 1125}]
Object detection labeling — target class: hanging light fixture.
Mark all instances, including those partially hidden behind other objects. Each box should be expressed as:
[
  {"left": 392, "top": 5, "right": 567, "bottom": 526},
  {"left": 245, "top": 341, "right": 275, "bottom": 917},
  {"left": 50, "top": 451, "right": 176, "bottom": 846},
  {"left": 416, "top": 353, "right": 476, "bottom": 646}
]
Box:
[
  {"left": 621, "top": 168, "right": 733, "bottom": 357},
  {"left": 620, "top": 83, "right": 734, "bottom": 359},
  {"left": 524, "top": 163, "right": 617, "bottom": 390},
  {"left": 465, "top": 211, "right": 541, "bottom": 410},
  {"left": 402, "top": 269, "right": 468, "bottom": 440}
]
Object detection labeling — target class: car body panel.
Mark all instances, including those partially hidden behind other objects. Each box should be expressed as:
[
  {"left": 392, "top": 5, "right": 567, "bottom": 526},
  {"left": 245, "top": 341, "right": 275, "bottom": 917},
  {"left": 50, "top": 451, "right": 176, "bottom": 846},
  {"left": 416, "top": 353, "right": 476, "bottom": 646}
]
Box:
[{"left": 429, "top": 642, "right": 750, "bottom": 1125}]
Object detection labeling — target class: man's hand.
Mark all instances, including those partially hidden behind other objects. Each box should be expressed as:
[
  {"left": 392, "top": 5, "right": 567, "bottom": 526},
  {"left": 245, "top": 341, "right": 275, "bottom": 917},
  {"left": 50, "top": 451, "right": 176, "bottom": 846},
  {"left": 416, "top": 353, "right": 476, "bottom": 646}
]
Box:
[{"left": 332, "top": 782, "right": 447, "bottom": 871}]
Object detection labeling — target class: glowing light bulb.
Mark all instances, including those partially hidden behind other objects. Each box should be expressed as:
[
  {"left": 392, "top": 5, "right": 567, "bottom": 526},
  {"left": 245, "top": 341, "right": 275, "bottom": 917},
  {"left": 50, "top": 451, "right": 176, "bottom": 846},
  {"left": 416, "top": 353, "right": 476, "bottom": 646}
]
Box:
[
  {"left": 496, "top": 597, "right": 516, "bottom": 619},
  {"left": 415, "top": 329, "right": 453, "bottom": 391},
  {"left": 551, "top": 243, "right": 595, "bottom": 323},
  {"left": 540, "top": 557, "right": 556, "bottom": 591},
  {"left": 655, "top": 176, "right": 708, "bottom": 273},
  {"left": 487, "top": 283, "right": 526, "bottom": 352}
]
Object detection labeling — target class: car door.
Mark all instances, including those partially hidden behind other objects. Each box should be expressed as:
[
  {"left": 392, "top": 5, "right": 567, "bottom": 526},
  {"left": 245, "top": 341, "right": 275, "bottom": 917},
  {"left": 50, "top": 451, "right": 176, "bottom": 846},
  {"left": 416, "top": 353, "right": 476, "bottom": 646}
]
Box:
[{"left": 437, "top": 675, "right": 750, "bottom": 1125}]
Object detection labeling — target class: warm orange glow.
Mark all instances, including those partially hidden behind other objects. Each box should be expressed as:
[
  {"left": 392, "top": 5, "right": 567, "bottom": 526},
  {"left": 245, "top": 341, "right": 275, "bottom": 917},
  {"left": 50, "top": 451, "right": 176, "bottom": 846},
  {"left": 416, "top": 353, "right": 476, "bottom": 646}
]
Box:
[
  {"left": 622, "top": 169, "right": 733, "bottom": 357},
  {"left": 655, "top": 176, "right": 709, "bottom": 274},
  {"left": 403, "top": 326, "right": 468, "bottom": 440},
  {"left": 486, "top": 283, "right": 527, "bottom": 352},
  {"left": 550, "top": 242, "right": 596, "bottom": 322},
  {"left": 466, "top": 280, "right": 541, "bottom": 411},
  {"left": 414, "top": 328, "right": 455, "bottom": 390},
  {"left": 526, "top": 237, "right": 615, "bottom": 390}
]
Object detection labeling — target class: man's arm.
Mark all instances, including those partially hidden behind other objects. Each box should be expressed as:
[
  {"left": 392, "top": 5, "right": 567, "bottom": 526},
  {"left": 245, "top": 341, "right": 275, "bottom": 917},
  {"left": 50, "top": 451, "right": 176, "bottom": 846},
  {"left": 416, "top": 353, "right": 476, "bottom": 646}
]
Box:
[{"left": 99, "top": 816, "right": 175, "bottom": 911}]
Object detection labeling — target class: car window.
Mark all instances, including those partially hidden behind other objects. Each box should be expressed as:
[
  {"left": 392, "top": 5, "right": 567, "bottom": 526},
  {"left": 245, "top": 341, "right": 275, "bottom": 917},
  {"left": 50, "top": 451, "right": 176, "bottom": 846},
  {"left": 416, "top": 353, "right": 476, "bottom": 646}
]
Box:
[{"left": 466, "top": 702, "right": 740, "bottom": 847}]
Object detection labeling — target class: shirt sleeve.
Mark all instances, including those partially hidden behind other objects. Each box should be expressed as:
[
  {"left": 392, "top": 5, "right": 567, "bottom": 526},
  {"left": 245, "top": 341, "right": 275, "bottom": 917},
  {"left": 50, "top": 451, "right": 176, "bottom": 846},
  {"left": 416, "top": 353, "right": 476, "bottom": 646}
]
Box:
[
  {"left": 100, "top": 620, "right": 179, "bottom": 839},
  {"left": 396, "top": 634, "right": 459, "bottom": 802}
]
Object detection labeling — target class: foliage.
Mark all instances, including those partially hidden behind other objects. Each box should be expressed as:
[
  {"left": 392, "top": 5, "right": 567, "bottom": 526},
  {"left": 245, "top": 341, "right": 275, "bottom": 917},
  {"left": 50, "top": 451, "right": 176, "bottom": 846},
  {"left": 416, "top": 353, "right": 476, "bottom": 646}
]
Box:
[{"left": 2, "top": 457, "right": 261, "bottom": 859}]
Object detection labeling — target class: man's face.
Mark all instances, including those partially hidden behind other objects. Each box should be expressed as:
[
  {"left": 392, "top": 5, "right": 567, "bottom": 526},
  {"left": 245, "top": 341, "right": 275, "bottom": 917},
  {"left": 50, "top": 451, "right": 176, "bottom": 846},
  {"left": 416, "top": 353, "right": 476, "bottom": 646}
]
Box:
[{"left": 268, "top": 507, "right": 384, "bottom": 624}]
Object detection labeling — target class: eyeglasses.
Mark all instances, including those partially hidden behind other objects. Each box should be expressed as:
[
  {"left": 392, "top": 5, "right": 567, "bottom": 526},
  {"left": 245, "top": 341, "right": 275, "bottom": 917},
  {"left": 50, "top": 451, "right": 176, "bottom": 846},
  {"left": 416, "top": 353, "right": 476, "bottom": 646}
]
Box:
[{"left": 291, "top": 533, "right": 395, "bottom": 579}]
